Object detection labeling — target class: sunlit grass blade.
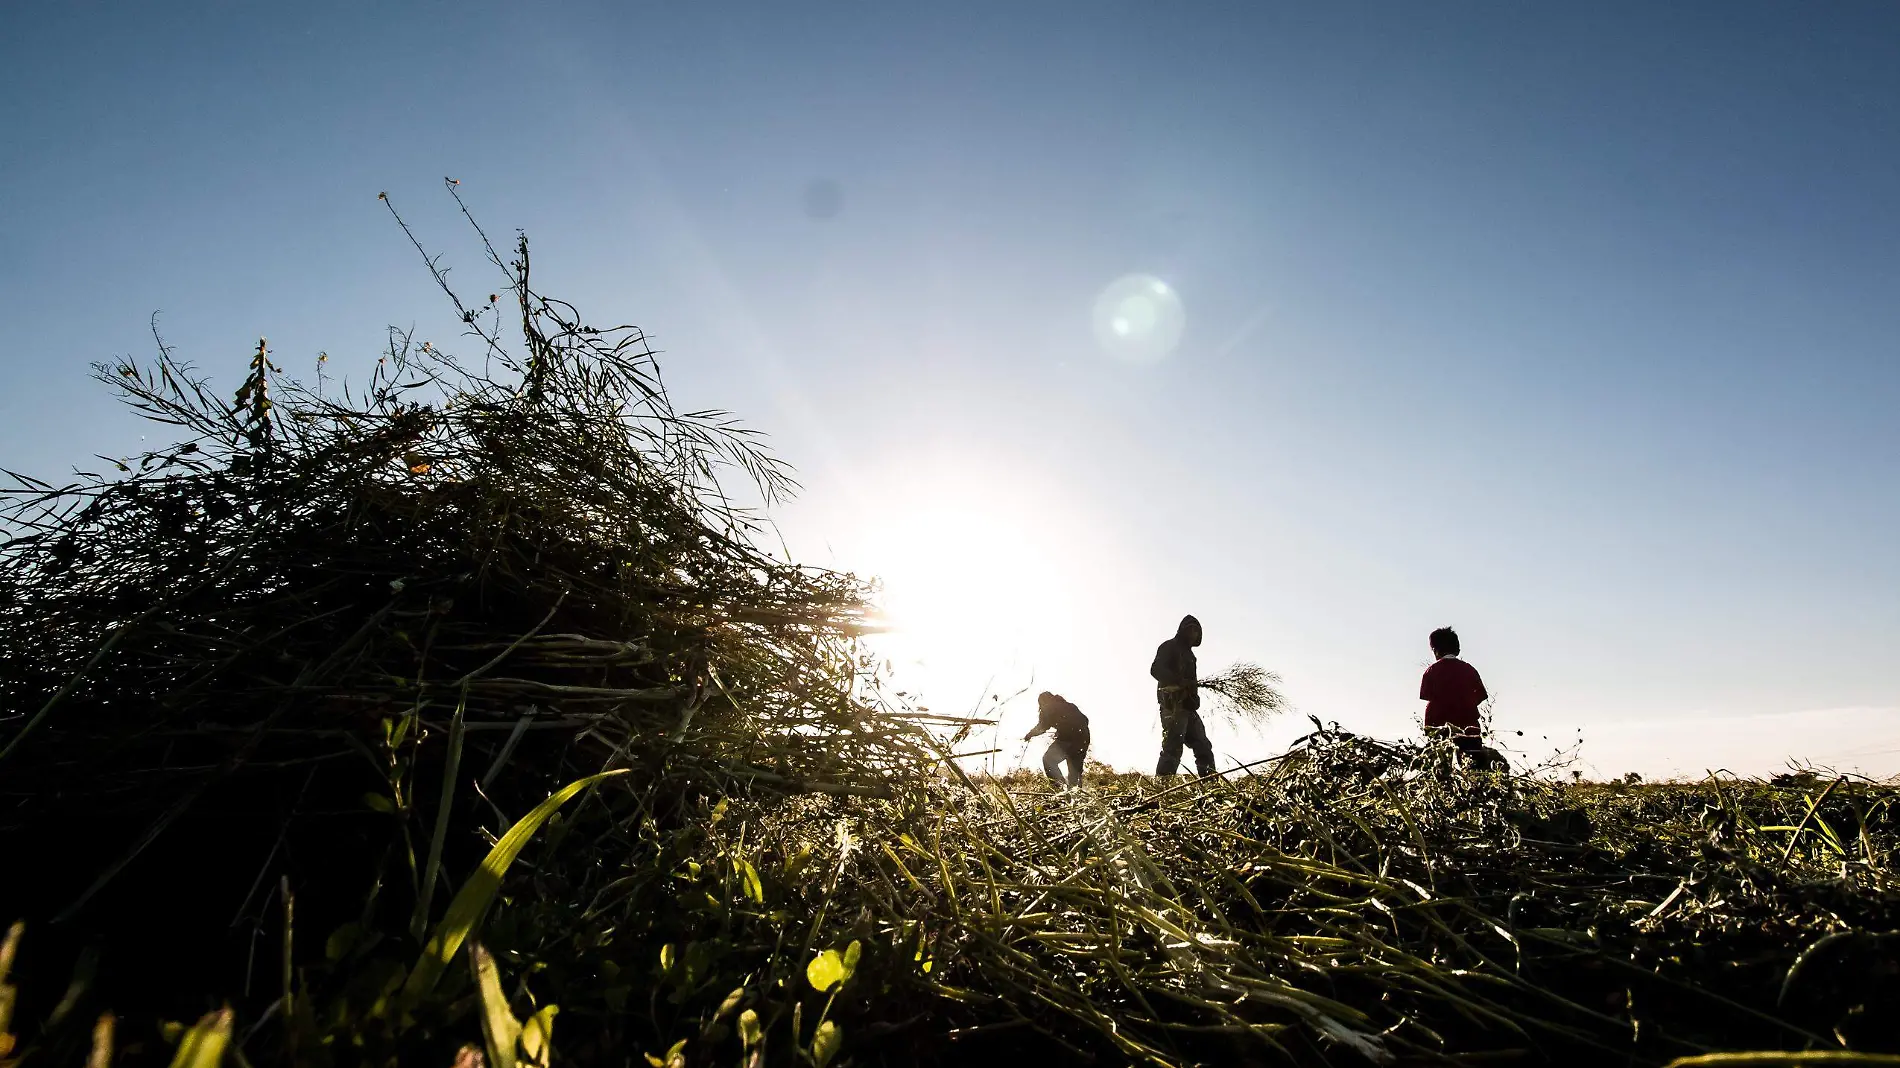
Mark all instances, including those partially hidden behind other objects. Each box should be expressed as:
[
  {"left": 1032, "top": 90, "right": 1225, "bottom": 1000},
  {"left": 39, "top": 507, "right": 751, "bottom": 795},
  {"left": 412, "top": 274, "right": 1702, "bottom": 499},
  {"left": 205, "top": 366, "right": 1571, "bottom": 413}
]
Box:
[
  {"left": 165, "top": 1006, "right": 233, "bottom": 1068},
  {"left": 470, "top": 942, "right": 521, "bottom": 1068},
  {"left": 404, "top": 769, "right": 627, "bottom": 1000}
]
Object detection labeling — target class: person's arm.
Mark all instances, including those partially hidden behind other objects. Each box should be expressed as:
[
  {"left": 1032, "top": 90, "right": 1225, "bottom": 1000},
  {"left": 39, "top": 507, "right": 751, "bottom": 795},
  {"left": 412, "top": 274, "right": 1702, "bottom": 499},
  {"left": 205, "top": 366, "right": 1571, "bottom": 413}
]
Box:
[
  {"left": 1472, "top": 670, "right": 1488, "bottom": 705},
  {"left": 1024, "top": 709, "right": 1050, "bottom": 741},
  {"left": 1419, "top": 666, "right": 1433, "bottom": 702},
  {"left": 1154, "top": 643, "right": 1192, "bottom": 688}
]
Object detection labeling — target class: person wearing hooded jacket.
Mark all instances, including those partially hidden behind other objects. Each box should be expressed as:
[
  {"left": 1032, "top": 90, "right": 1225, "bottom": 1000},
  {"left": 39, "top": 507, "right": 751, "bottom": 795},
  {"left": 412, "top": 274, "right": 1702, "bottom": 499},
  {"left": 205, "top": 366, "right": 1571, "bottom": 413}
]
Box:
[
  {"left": 1024, "top": 691, "right": 1090, "bottom": 789},
  {"left": 1151, "top": 614, "right": 1215, "bottom": 776}
]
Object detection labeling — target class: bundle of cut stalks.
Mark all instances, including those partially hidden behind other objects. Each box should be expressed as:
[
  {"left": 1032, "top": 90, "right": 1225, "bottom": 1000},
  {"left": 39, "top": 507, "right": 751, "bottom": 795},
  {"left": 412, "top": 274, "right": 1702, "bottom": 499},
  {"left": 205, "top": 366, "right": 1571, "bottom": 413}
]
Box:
[{"left": 1198, "top": 660, "right": 1287, "bottom": 724}]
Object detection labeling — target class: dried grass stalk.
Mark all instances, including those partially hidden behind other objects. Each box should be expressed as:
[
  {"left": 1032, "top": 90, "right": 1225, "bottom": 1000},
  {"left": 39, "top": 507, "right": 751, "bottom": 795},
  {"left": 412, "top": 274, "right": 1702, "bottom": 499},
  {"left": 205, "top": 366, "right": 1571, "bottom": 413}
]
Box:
[{"left": 1199, "top": 661, "right": 1288, "bottom": 724}]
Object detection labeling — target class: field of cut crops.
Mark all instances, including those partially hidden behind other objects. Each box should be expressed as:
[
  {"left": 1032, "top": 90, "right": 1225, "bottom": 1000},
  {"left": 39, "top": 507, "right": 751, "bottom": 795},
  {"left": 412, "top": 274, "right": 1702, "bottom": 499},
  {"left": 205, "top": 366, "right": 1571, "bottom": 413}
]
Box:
[
  {"left": 2, "top": 194, "right": 1896, "bottom": 1067},
  {"left": 6, "top": 738, "right": 1897, "bottom": 1067}
]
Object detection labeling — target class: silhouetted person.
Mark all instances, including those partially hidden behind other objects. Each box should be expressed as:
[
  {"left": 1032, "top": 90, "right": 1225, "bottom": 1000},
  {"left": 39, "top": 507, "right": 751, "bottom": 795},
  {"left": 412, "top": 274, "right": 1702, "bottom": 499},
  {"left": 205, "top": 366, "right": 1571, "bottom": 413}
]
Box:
[
  {"left": 1419, "top": 626, "right": 1488, "bottom": 758},
  {"left": 1024, "top": 691, "right": 1089, "bottom": 789},
  {"left": 1151, "top": 614, "right": 1215, "bottom": 776}
]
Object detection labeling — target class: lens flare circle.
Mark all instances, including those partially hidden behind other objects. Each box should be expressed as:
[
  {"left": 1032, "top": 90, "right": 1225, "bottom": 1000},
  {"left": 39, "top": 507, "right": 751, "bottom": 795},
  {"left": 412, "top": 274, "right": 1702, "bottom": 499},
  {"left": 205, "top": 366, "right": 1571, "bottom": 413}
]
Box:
[{"left": 1091, "top": 274, "right": 1185, "bottom": 364}]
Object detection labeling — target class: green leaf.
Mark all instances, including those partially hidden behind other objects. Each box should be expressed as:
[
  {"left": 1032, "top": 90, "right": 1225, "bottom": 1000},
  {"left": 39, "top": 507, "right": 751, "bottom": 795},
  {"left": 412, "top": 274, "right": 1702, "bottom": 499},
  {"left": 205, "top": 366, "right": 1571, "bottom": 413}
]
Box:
[
  {"left": 361, "top": 792, "right": 395, "bottom": 813},
  {"left": 0, "top": 918, "right": 21, "bottom": 985},
  {"left": 325, "top": 922, "right": 364, "bottom": 963},
  {"left": 403, "top": 769, "right": 627, "bottom": 1001},
  {"left": 738, "top": 1008, "right": 763, "bottom": 1050},
  {"left": 470, "top": 943, "right": 521, "bottom": 1068},
  {"left": 644, "top": 1039, "right": 687, "bottom": 1068},
  {"left": 807, "top": 950, "right": 845, "bottom": 993},
  {"left": 165, "top": 1007, "right": 233, "bottom": 1068},
  {"left": 0, "top": 929, "right": 18, "bottom": 1057},
  {"left": 737, "top": 858, "right": 764, "bottom": 904},
  {"left": 811, "top": 1020, "right": 843, "bottom": 1068},
  {"left": 805, "top": 940, "right": 860, "bottom": 994},
  {"left": 659, "top": 944, "right": 676, "bottom": 973},
  {"left": 412, "top": 696, "right": 470, "bottom": 940},
  {"left": 520, "top": 1004, "right": 558, "bottom": 1068}
]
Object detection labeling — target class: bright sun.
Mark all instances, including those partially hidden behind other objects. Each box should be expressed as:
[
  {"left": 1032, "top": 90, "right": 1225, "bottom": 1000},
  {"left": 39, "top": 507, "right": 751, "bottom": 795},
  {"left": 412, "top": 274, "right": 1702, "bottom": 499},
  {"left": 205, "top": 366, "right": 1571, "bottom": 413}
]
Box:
[{"left": 851, "top": 488, "right": 1081, "bottom": 714}]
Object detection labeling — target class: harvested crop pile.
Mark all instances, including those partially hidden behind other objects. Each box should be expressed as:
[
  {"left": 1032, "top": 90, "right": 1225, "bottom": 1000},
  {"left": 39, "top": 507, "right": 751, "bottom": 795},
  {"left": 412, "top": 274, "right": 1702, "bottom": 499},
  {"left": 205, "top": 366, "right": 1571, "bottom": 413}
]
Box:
[
  {"left": 2, "top": 193, "right": 1897, "bottom": 1067},
  {"left": 0, "top": 195, "right": 941, "bottom": 1064}
]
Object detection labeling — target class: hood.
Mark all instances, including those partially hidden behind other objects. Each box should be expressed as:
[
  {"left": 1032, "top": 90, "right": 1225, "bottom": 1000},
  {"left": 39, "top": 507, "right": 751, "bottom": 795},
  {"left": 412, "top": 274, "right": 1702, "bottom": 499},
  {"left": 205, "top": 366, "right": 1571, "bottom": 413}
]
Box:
[{"left": 1176, "top": 614, "right": 1202, "bottom": 646}]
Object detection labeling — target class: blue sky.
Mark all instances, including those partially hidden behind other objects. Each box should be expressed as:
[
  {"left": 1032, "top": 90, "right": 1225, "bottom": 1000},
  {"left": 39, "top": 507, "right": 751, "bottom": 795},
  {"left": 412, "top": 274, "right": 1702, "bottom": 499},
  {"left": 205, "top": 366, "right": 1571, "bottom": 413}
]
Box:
[{"left": 4, "top": 2, "right": 1896, "bottom": 777}]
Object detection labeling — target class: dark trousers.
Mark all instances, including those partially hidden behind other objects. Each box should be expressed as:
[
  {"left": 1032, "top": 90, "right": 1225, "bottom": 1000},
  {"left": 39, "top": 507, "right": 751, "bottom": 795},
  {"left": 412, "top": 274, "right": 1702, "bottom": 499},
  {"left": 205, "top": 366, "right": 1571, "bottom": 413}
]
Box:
[
  {"left": 1042, "top": 733, "right": 1088, "bottom": 788},
  {"left": 1429, "top": 725, "right": 1481, "bottom": 753},
  {"left": 1156, "top": 693, "right": 1214, "bottom": 776},
  {"left": 1432, "top": 726, "right": 1504, "bottom": 771}
]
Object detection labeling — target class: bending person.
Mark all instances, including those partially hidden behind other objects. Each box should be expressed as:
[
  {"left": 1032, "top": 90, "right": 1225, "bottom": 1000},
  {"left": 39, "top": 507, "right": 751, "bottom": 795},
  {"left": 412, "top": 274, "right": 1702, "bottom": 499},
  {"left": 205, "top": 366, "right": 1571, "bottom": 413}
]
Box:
[
  {"left": 1151, "top": 614, "right": 1215, "bottom": 776},
  {"left": 1024, "top": 691, "right": 1090, "bottom": 789}
]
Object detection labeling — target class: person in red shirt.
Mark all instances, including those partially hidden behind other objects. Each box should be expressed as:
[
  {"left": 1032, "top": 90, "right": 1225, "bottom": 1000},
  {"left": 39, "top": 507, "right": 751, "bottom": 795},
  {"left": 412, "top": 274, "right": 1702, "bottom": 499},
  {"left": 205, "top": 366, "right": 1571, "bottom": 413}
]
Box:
[{"left": 1419, "top": 626, "right": 1488, "bottom": 757}]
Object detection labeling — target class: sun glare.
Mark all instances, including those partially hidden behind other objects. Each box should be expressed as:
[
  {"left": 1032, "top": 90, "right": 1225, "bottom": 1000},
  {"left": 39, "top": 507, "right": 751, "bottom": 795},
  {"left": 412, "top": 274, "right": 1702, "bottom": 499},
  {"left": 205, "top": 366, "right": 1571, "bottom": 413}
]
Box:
[
  {"left": 1092, "top": 273, "right": 1185, "bottom": 364},
  {"left": 853, "top": 491, "right": 1081, "bottom": 714}
]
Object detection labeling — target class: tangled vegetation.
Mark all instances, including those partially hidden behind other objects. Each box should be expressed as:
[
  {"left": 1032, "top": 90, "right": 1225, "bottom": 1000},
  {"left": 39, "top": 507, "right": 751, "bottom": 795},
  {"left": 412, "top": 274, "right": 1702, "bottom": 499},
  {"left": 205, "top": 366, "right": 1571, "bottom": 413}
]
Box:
[{"left": 2, "top": 188, "right": 1897, "bottom": 1067}]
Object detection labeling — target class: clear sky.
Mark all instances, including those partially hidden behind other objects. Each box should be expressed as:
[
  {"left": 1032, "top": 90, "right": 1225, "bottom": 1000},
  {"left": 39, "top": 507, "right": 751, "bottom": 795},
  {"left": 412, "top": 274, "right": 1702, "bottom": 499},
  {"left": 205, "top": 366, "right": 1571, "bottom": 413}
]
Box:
[{"left": 4, "top": 3, "right": 1896, "bottom": 779}]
